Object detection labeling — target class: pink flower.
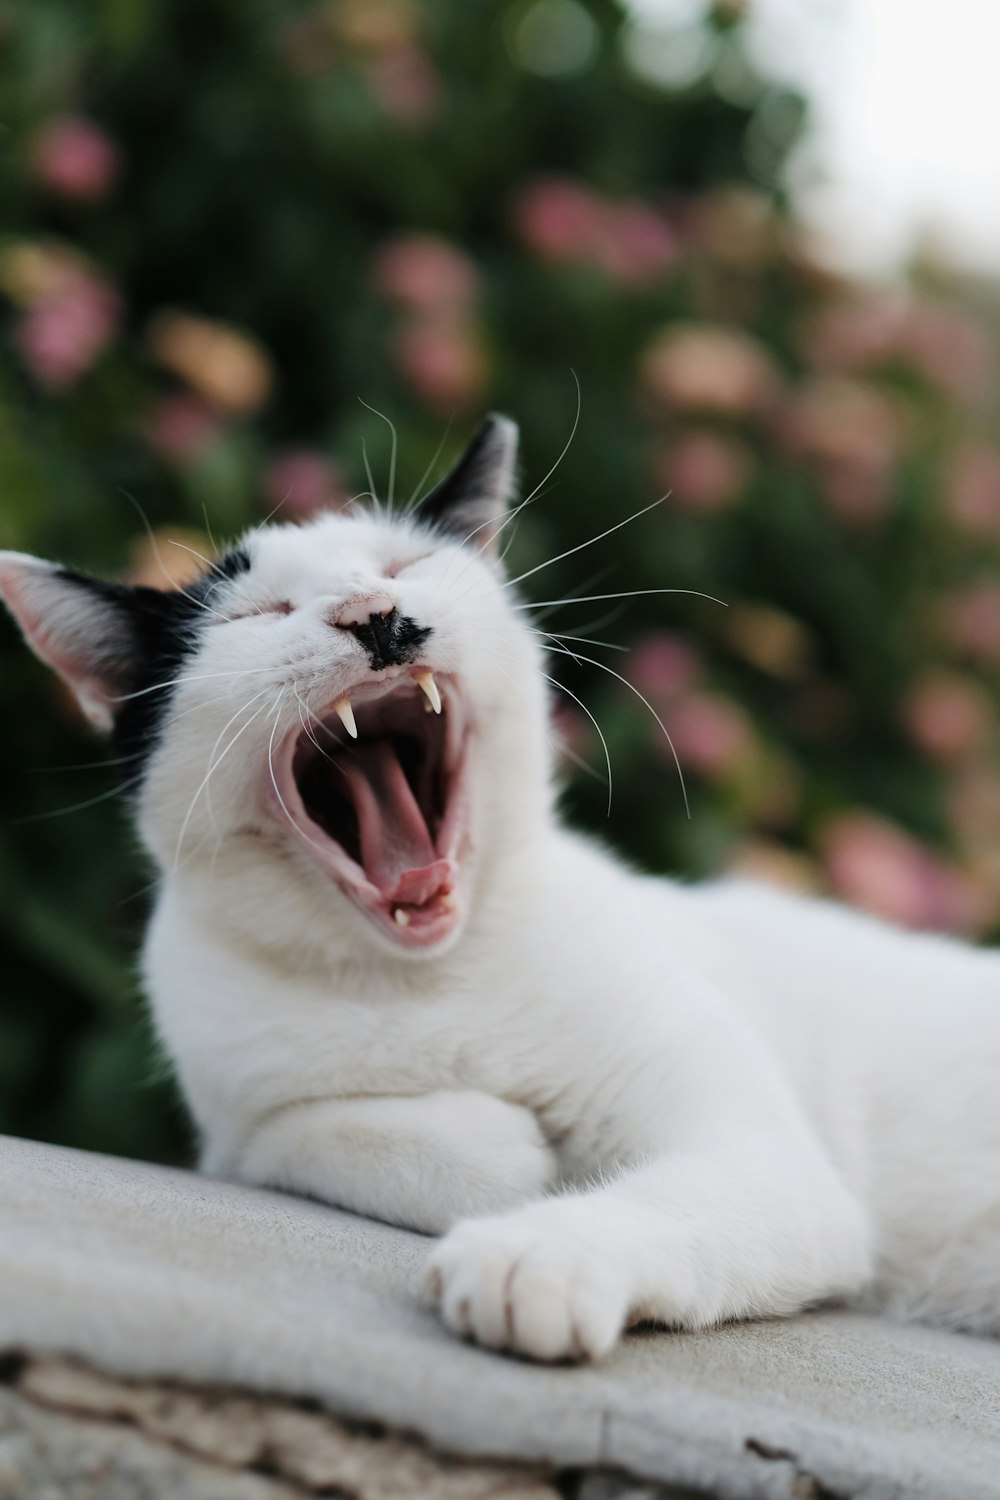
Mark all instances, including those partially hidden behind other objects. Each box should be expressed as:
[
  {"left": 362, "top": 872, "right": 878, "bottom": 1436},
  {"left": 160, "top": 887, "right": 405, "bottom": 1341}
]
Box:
[
  {"left": 900, "top": 302, "right": 992, "bottom": 404},
  {"left": 783, "top": 377, "right": 901, "bottom": 525},
  {"left": 667, "top": 692, "right": 753, "bottom": 777},
  {"left": 821, "top": 811, "right": 988, "bottom": 935},
  {"left": 591, "top": 201, "right": 677, "bottom": 286},
  {"left": 800, "top": 293, "right": 904, "bottom": 375},
  {"left": 372, "top": 234, "right": 480, "bottom": 312},
  {"left": 942, "top": 444, "right": 1000, "bottom": 536},
  {"left": 145, "top": 394, "right": 223, "bottom": 463},
  {"left": 902, "top": 673, "right": 992, "bottom": 762},
  {"left": 941, "top": 583, "right": 1000, "bottom": 662},
  {"left": 30, "top": 117, "right": 120, "bottom": 202},
  {"left": 627, "top": 634, "right": 701, "bottom": 702},
  {"left": 512, "top": 178, "right": 604, "bottom": 263},
  {"left": 654, "top": 430, "right": 751, "bottom": 513},
  {"left": 688, "top": 186, "right": 775, "bottom": 271},
  {"left": 262, "top": 450, "right": 351, "bottom": 519},
  {"left": 640, "top": 324, "right": 780, "bottom": 418},
  {"left": 392, "top": 316, "right": 488, "bottom": 411},
  {"left": 15, "top": 273, "right": 120, "bottom": 388},
  {"left": 368, "top": 45, "right": 441, "bottom": 126}
]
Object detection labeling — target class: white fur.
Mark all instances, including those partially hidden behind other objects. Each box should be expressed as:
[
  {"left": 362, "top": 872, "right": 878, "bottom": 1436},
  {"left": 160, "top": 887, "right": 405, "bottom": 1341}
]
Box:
[{"left": 8, "top": 493, "right": 1000, "bottom": 1363}]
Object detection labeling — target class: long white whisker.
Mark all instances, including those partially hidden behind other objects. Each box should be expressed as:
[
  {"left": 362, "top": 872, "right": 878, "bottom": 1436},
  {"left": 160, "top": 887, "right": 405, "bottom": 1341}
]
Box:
[
  {"left": 406, "top": 415, "right": 456, "bottom": 511},
  {"left": 539, "top": 671, "right": 614, "bottom": 816},
  {"left": 516, "top": 587, "right": 728, "bottom": 612},
  {"left": 358, "top": 398, "right": 398, "bottom": 512},
  {"left": 504, "top": 496, "right": 666, "bottom": 592},
  {"left": 545, "top": 642, "right": 690, "bottom": 818},
  {"left": 172, "top": 692, "right": 271, "bottom": 869},
  {"left": 113, "top": 666, "right": 268, "bottom": 704},
  {"left": 520, "top": 369, "right": 581, "bottom": 510},
  {"left": 118, "top": 489, "right": 234, "bottom": 625}
]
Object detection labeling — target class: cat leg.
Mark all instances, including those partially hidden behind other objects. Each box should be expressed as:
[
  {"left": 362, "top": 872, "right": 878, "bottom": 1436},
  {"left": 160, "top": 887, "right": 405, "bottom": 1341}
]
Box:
[
  {"left": 427, "top": 1132, "right": 872, "bottom": 1361},
  {"left": 221, "top": 1090, "right": 558, "bottom": 1234}
]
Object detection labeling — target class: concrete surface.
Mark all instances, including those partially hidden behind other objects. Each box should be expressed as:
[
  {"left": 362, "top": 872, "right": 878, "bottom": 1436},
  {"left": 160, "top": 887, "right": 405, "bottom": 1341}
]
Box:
[{"left": 1, "top": 1133, "right": 999, "bottom": 1500}]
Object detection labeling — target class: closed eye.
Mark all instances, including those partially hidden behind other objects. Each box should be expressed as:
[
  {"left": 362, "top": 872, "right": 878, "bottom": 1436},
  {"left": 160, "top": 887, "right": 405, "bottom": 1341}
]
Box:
[
  {"left": 384, "top": 556, "right": 429, "bottom": 578},
  {"left": 225, "top": 599, "right": 294, "bottom": 622}
]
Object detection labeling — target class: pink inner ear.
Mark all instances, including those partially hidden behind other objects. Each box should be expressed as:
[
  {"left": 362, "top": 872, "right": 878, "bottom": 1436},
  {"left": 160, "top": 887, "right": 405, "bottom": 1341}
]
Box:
[{"left": 0, "top": 557, "right": 122, "bottom": 730}]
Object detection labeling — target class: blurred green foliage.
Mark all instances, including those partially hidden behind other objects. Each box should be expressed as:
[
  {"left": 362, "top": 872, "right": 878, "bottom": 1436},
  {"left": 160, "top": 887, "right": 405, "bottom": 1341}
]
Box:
[{"left": 3, "top": 0, "right": 1000, "bottom": 1162}]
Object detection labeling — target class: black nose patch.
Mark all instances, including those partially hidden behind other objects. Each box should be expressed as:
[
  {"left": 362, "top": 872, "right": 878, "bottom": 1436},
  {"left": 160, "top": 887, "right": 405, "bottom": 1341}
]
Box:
[{"left": 351, "top": 609, "right": 431, "bottom": 671}]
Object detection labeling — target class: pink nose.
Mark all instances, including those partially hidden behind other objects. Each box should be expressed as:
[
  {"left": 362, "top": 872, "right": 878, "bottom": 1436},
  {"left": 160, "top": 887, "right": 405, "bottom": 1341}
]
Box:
[{"left": 330, "top": 592, "right": 396, "bottom": 629}]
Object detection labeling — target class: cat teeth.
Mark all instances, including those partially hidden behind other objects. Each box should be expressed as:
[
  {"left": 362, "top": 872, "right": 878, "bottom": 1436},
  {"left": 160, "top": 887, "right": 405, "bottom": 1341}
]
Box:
[
  {"left": 416, "top": 670, "right": 442, "bottom": 714},
  {"left": 334, "top": 697, "right": 358, "bottom": 738},
  {"left": 393, "top": 907, "right": 411, "bottom": 927}
]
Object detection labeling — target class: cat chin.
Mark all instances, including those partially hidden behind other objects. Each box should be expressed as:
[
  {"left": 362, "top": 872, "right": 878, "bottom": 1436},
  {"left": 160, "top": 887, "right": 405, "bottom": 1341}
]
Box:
[{"left": 265, "top": 666, "right": 471, "bottom": 952}]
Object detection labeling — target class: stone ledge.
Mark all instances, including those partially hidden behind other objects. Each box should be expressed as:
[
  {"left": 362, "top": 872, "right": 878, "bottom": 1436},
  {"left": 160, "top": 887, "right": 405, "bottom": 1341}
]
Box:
[{"left": 3, "top": 1134, "right": 1000, "bottom": 1500}]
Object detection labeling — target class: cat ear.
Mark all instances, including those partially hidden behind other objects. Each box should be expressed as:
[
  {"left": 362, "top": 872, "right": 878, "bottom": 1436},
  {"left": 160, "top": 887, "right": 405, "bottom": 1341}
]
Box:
[
  {"left": 0, "top": 551, "right": 142, "bottom": 731},
  {"left": 416, "top": 414, "right": 518, "bottom": 554}
]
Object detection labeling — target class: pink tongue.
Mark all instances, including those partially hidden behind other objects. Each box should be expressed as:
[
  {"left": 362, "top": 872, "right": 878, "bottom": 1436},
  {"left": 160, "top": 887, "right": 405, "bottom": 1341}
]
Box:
[{"left": 336, "top": 740, "right": 446, "bottom": 902}]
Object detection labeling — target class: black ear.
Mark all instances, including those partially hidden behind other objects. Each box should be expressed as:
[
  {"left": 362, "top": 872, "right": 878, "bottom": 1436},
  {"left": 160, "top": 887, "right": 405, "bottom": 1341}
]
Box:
[
  {"left": 416, "top": 414, "right": 518, "bottom": 553},
  {"left": 0, "top": 551, "right": 150, "bottom": 730}
]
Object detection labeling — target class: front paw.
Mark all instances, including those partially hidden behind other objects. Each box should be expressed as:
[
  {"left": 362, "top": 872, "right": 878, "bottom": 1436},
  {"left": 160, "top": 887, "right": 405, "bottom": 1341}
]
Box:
[{"left": 425, "top": 1214, "right": 629, "bottom": 1362}]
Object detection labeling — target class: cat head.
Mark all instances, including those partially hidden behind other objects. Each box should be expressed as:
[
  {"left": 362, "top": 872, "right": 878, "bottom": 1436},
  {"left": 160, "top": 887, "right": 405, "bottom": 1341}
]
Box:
[{"left": 0, "top": 416, "right": 553, "bottom": 958}]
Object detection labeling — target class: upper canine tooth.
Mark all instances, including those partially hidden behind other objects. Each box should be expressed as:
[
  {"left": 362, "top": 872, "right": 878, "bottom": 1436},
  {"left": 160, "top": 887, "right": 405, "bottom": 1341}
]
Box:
[
  {"left": 335, "top": 697, "right": 358, "bottom": 738},
  {"left": 416, "top": 670, "right": 442, "bottom": 714}
]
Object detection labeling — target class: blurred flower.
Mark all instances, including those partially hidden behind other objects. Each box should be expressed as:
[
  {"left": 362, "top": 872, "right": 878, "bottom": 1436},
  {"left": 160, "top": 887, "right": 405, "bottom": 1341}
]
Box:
[
  {"left": 30, "top": 116, "right": 120, "bottom": 203},
  {"left": 147, "top": 312, "right": 273, "bottom": 417},
  {"left": 654, "top": 429, "right": 751, "bottom": 513},
  {"left": 667, "top": 691, "right": 754, "bottom": 778},
  {"left": 721, "top": 604, "right": 813, "bottom": 681},
  {"left": 688, "top": 185, "right": 775, "bottom": 271},
  {"left": 512, "top": 178, "right": 603, "bottom": 262},
  {"left": 783, "top": 377, "right": 901, "bottom": 525},
  {"left": 391, "top": 315, "right": 489, "bottom": 411},
  {"left": 263, "top": 450, "right": 351, "bottom": 519},
  {"left": 127, "top": 528, "right": 216, "bottom": 591},
  {"left": 368, "top": 45, "right": 441, "bottom": 125},
  {"left": 334, "top": 0, "right": 417, "bottom": 52},
  {"left": 627, "top": 633, "right": 701, "bottom": 703},
  {"left": 948, "top": 768, "right": 1000, "bottom": 856},
  {"left": 940, "top": 582, "right": 1000, "bottom": 663},
  {"left": 820, "top": 810, "right": 988, "bottom": 935},
  {"left": 145, "top": 394, "right": 224, "bottom": 463},
  {"left": 640, "top": 323, "right": 780, "bottom": 417},
  {"left": 800, "top": 291, "right": 904, "bottom": 375},
  {"left": 512, "top": 178, "right": 676, "bottom": 286},
  {"left": 942, "top": 444, "right": 1000, "bottom": 536},
  {"left": 591, "top": 201, "right": 676, "bottom": 285},
  {"left": 13, "top": 272, "right": 120, "bottom": 389},
  {"left": 726, "top": 840, "right": 820, "bottom": 893},
  {"left": 372, "top": 234, "right": 480, "bottom": 312},
  {"left": 902, "top": 672, "right": 993, "bottom": 762},
  {"left": 900, "top": 302, "right": 992, "bottom": 404}
]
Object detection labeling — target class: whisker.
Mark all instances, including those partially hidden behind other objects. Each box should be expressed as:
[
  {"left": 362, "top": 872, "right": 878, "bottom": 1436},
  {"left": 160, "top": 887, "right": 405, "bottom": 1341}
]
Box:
[
  {"left": 504, "top": 496, "right": 666, "bottom": 592},
  {"left": 544, "top": 641, "right": 690, "bottom": 819},
  {"left": 172, "top": 691, "right": 271, "bottom": 869},
  {"left": 516, "top": 587, "right": 728, "bottom": 612},
  {"left": 546, "top": 631, "right": 626, "bottom": 653},
  {"left": 113, "top": 666, "right": 268, "bottom": 704},
  {"left": 358, "top": 398, "right": 398, "bottom": 512},
  {"left": 361, "top": 437, "right": 379, "bottom": 517},
  {"left": 540, "top": 671, "right": 614, "bottom": 816},
  {"left": 405, "top": 415, "right": 456, "bottom": 511},
  {"left": 118, "top": 489, "right": 234, "bottom": 625}
]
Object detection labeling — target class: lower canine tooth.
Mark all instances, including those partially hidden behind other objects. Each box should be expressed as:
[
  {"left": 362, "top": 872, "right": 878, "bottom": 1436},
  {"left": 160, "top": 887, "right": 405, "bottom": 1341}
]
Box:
[
  {"left": 335, "top": 697, "right": 358, "bottom": 738},
  {"left": 394, "top": 907, "right": 411, "bottom": 927},
  {"left": 440, "top": 893, "right": 456, "bottom": 911},
  {"left": 416, "top": 670, "right": 442, "bottom": 714}
]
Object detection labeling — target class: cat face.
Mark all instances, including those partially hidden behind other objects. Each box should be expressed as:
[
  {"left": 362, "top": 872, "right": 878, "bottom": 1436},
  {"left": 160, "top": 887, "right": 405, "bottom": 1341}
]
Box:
[{"left": 0, "top": 417, "right": 553, "bottom": 957}]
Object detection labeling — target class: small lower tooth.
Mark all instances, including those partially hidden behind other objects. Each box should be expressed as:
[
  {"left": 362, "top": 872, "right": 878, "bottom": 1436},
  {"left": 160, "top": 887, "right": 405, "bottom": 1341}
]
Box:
[
  {"left": 394, "top": 907, "right": 411, "bottom": 927},
  {"left": 440, "top": 892, "right": 456, "bottom": 911}
]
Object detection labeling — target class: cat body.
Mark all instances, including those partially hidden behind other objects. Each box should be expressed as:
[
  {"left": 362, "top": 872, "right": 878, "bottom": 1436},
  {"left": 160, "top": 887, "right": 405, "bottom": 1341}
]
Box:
[{"left": 3, "top": 416, "right": 1000, "bottom": 1361}]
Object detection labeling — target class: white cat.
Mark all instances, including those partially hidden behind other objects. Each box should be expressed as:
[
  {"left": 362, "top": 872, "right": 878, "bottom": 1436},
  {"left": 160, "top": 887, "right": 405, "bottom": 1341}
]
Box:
[{"left": 3, "top": 415, "right": 999, "bottom": 1363}]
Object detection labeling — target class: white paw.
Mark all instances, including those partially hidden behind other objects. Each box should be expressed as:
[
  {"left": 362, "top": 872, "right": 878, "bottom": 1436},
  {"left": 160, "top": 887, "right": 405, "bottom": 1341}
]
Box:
[{"left": 425, "top": 1215, "right": 629, "bottom": 1362}]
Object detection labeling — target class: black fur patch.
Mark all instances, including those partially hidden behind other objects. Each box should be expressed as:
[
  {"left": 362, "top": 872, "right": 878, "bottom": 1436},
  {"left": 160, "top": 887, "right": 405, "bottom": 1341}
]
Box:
[{"left": 59, "top": 545, "right": 251, "bottom": 791}]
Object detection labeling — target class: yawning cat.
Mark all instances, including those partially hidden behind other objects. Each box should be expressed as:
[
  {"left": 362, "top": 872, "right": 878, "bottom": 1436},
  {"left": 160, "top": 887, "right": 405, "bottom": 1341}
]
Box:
[{"left": 3, "top": 415, "right": 999, "bottom": 1362}]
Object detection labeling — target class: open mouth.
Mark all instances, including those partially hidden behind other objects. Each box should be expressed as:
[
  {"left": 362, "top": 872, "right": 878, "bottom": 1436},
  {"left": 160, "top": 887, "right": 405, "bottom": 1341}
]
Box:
[{"left": 270, "top": 670, "right": 469, "bottom": 948}]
